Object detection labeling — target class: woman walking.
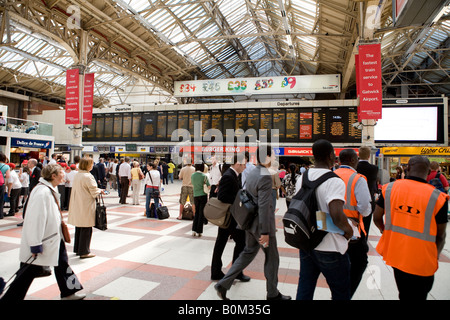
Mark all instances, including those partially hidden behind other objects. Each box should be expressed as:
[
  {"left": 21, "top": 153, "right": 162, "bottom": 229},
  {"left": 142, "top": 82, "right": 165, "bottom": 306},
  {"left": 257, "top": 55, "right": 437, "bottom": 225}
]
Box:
[
  {"left": 1, "top": 164, "right": 85, "bottom": 300},
  {"left": 131, "top": 161, "right": 143, "bottom": 205},
  {"left": 68, "top": 157, "right": 104, "bottom": 259},
  {"left": 191, "top": 162, "right": 210, "bottom": 237}
]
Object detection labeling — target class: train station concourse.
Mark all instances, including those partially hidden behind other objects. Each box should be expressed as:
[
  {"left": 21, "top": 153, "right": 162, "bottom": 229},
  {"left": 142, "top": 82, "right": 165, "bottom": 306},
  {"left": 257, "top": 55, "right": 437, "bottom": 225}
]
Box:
[{"left": 0, "top": 0, "right": 450, "bottom": 307}]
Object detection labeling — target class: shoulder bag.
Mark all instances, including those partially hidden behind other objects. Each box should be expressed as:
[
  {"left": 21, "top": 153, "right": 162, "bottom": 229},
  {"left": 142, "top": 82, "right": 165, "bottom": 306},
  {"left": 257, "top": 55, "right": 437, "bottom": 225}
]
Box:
[
  {"left": 230, "top": 183, "right": 257, "bottom": 230},
  {"left": 44, "top": 184, "right": 71, "bottom": 243},
  {"left": 204, "top": 197, "right": 232, "bottom": 228},
  {"left": 156, "top": 197, "right": 170, "bottom": 220}
]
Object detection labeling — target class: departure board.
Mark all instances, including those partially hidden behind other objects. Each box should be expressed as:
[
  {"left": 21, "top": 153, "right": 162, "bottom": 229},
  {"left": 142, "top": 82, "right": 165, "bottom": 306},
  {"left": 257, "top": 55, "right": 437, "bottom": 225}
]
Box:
[
  {"left": 313, "top": 108, "right": 326, "bottom": 139},
  {"left": 286, "top": 109, "right": 299, "bottom": 140},
  {"left": 178, "top": 111, "right": 188, "bottom": 131},
  {"left": 199, "top": 110, "right": 211, "bottom": 138},
  {"left": 272, "top": 109, "right": 285, "bottom": 140},
  {"left": 299, "top": 110, "right": 312, "bottom": 140},
  {"left": 167, "top": 111, "right": 177, "bottom": 140},
  {"left": 142, "top": 113, "right": 156, "bottom": 139},
  {"left": 84, "top": 107, "right": 364, "bottom": 144},
  {"left": 104, "top": 115, "right": 113, "bottom": 139},
  {"left": 132, "top": 114, "right": 141, "bottom": 139},
  {"left": 95, "top": 115, "right": 104, "bottom": 139},
  {"left": 260, "top": 109, "right": 272, "bottom": 140},
  {"left": 223, "top": 110, "right": 234, "bottom": 138},
  {"left": 328, "top": 108, "right": 346, "bottom": 142},
  {"left": 210, "top": 110, "right": 222, "bottom": 132},
  {"left": 122, "top": 113, "right": 132, "bottom": 139},
  {"left": 188, "top": 110, "right": 199, "bottom": 138},
  {"left": 247, "top": 110, "right": 259, "bottom": 140},
  {"left": 113, "top": 114, "right": 123, "bottom": 139},
  {"left": 348, "top": 107, "right": 362, "bottom": 142},
  {"left": 157, "top": 112, "right": 167, "bottom": 140}
]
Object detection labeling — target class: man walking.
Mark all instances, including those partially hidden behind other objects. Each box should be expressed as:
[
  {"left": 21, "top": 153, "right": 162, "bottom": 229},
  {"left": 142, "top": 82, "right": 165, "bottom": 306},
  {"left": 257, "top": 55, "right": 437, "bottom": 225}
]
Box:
[
  {"left": 215, "top": 145, "right": 291, "bottom": 300},
  {"left": 374, "top": 156, "right": 448, "bottom": 300}
]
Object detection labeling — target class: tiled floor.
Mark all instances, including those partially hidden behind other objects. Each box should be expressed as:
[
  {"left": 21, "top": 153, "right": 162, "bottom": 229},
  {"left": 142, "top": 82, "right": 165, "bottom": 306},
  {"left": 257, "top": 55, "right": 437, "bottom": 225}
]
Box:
[{"left": 1, "top": 180, "right": 449, "bottom": 300}]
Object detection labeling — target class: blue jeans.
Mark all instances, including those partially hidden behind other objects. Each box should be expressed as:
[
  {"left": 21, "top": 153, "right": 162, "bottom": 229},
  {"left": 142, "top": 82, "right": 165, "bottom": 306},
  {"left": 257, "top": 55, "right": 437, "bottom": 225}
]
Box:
[
  {"left": 145, "top": 187, "right": 159, "bottom": 218},
  {"left": 296, "top": 249, "right": 351, "bottom": 300},
  {"left": 168, "top": 172, "right": 174, "bottom": 183}
]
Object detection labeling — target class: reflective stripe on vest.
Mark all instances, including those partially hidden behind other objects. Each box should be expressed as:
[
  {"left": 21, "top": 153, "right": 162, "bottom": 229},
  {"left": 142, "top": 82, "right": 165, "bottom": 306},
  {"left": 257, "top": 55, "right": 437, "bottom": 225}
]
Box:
[
  {"left": 343, "top": 172, "right": 359, "bottom": 212},
  {"left": 384, "top": 182, "right": 439, "bottom": 243}
]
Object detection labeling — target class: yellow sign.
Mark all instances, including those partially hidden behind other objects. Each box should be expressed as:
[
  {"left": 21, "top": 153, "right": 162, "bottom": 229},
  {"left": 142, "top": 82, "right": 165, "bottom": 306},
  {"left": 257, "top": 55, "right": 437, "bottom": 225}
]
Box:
[{"left": 382, "top": 147, "right": 450, "bottom": 156}]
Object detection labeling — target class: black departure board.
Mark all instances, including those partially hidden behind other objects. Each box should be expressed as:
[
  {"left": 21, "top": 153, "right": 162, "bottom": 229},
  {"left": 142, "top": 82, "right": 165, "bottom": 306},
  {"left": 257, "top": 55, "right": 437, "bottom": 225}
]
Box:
[
  {"left": 95, "top": 115, "right": 104, "bottom": 139},
  {"left": 286, "top": 109, "right": 299, "bottom": 140},
  {"left": 167, "top": 111, "right": 177, "bottom": 140},
  {"left": 200, "top": 110, "right": 211, "bottom": 137},
  {"left": 142, "top": 113, "right": 156, "bottom": 139},
  {"left": 84, "top": 107, "right": 363, "bottom": 144},
  {"left": 272, "top": 109, "right": 285, "bottom": 140},
  {"left": 122, "top": 113, "right": 132, "bottom": 139},
  {"left": 299, "top": 110, "right": 312, "bottom": 140},
  {"left": 178, "top": 111, "right": 188, "bottom": 131},
  {"left": 157, "top": 112, "right": 167, "bottom": 140},
  {"left": 188, "top": 110, "right": 199, "bottom": 138},
  {"left": 132, "top": 114, "right": 141, "bottom": 139},
  {"left": 104, "top": 115, "right": 113, "bottom": 139},
  {"left": 247, "top": 110, "right": 259, "bottom": 138},
  {"left": 113, "top": 114, "right": 123, "bottom": 139}
]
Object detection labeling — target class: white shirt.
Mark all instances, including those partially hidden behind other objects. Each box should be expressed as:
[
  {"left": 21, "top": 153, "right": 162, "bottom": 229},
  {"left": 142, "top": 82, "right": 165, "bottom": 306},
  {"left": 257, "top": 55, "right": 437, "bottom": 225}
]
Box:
[
  {"left": 145, "top": 169, "right": 161, "bottom": 187},
  {"left": 295, "top": 168, "right": 350, "bottom": 254},
  {"left": 9, "top": 169, "right": 22, "bottom": 189},
  {"left": 209, "top": 163, "right": 222, "bottom": 185},
  {"left": 65, "top": 170, "right": 78, "bottom": 188},
  {"left": 242, "top": 161, "right": 256, "bottom": 189},
  {"left": 19, "top": 171, "right": 29, "bottom": 188},
  {"left": 118, "top": 162, "right": 131, "bottom": 178}
]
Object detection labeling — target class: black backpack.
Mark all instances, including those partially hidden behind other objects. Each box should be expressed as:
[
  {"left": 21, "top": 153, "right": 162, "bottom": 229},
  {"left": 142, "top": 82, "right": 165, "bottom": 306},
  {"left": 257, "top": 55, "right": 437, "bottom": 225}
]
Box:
[{"left": 283, "top": 170, "right": 338, "bottom": 251}]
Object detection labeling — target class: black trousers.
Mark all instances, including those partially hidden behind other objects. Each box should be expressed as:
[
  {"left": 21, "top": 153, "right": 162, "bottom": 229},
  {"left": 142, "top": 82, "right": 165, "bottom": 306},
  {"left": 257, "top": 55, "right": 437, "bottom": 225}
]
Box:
[
  {"left": 192, "top": 195, "right": 207, "bottom": 234},
  {"left": 211, "top": 219, "right": 246, "bottom": 279},
  {"left": 8, "top": 188, "right": 21, "bottom": 216},
  {"left": 347, "top": 232, "right": 369, "bottom": 297},
  {"left": 119, "top": 177, "right": 129, "bottom": 204},
  {"left": 393, "top": 267, "right": 434, "bottom": 300},
  {"left": 73, "top": 227, "right": 93, "bottom": 256},
  {"left": 1, "top": 240, "right": 83, "bottom": 300}
]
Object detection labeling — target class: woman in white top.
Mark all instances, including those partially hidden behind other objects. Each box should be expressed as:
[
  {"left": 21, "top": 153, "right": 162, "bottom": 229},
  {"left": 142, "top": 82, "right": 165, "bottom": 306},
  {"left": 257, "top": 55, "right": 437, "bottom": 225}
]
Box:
[
  {"left": 144, "top": 162, "right": 161, "bottom": 218},
  {"left": 19, "top": 165, "right": 30, "bottom": 209}
]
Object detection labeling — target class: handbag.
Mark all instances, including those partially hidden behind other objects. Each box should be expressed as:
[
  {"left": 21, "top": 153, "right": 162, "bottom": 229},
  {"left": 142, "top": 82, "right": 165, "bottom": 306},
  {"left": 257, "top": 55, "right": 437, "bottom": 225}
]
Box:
[
  {"left": 182, "top": 203, "right": 194, "bottom": 220},
  {"left": 156, "top": 197, "right": 170, "bottom": 220},
  {"left": 45, "top": 183, "right": 71, "bottom": 243},
  {"left": 204, "top": 197, "right": 231, "bottom": 228},
  {"left": 94, "top": 193, "right": 107, "bottom": 231},
  {"left": 203, "top": 176, "right": 209, "bottom": 194},
  {"left": 231, "top": 188, "right": 257, "bottom": 230}
]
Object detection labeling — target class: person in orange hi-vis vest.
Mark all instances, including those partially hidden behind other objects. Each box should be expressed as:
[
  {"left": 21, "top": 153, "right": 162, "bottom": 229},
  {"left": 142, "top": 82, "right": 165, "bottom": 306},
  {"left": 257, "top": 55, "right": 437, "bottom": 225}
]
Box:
[
  {"left": 374, "top": 155, "right": 448, "bottom": 300},
  {"left": 334, "top": 149, "right": 372, "bottom": 298}
]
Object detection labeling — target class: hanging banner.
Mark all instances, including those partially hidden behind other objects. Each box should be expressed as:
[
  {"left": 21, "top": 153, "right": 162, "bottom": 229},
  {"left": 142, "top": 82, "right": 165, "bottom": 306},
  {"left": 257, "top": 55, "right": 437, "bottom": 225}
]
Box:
[
  {"left": 357, "top": 43, "right": 382, "bottom": 120},
  {"left": 174, "top": 74, "right": 341, "bottom": 97},
  {"left": 83, "top": 73, "right": 95, "bottom": 125},
  {"left": 65, "top": 69, "right": 80, "bottom": 125}
]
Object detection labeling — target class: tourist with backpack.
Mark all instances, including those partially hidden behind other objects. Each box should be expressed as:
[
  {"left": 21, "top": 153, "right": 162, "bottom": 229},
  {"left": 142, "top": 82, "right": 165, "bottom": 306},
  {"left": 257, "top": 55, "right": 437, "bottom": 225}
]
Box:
[
  {"left": 427, "top": 161, "right": 449, "bottom": 193},
  {"left": 292, "top": 140, "right": 354, "bottom": 300}
]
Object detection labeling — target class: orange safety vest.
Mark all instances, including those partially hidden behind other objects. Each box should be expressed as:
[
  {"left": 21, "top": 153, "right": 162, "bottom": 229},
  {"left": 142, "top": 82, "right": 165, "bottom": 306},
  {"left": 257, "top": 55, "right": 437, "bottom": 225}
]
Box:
[
  {"left": 334, "top": 167, "right": 368, "bottom": 235},
  {"left": 376, "top": 179, "right": 449, "bottom": 276}
]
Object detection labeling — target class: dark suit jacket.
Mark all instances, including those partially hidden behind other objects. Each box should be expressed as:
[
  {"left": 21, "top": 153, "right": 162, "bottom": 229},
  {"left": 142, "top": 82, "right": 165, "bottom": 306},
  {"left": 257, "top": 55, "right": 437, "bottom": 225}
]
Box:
[
  {"left": 357, "top": 160, "right": 378, "bottom": 200},
  {"left": 245, "top": 165, "right": 274, "bottom": 236},
  {"left": 217, "top": 167, "right": 240, "bottom": 204},
  {"left": 29, "top": 166, "right": 41, "bottom": 191}
]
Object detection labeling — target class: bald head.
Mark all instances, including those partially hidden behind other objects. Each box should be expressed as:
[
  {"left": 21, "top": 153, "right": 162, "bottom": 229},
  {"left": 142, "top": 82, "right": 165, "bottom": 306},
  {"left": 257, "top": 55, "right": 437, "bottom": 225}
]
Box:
[{"left": 407, "top": 156, "right": 431, "bottom": 180}]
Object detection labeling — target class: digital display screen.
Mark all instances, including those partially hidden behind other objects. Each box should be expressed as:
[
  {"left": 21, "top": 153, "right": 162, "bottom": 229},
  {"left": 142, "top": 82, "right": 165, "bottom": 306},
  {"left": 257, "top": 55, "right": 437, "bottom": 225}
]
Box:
[
  {"left": 132, "top": 114, "right": 141, "bottom": 139},
  {"left": 122, "top": 113, "right": 132, "bottom": 139},
  {"left": 375, "top": 106, "right": 439, "bottom": 142},
  {"left": 142, "top": 113, "right": 156, "bottom": 139},
  {"left": 286, "top": 109, "right": 299, "bottom": 140},
  {"left": 272, "top": 109, "right": 285, "bottom": 140},
  {"left": 157, "top": 112, "right": 167, "bottom": 140},
  {"left": 167, "top": 111, "right": 177, "bottom": 140},
  {"left": 104, "top": 115, "right": 113, "bottom": 139}
]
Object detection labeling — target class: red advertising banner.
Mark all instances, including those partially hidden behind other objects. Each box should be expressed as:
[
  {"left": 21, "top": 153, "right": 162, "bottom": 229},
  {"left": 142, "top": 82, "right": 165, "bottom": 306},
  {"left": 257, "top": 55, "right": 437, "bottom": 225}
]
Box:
[
  {"left": 83, "top": 73, "right": 95, "bottom": 125},
  {"left": 357, "top": 43, "right": 382, "bottom": 120},
  {"left": 65, "top": 69, "right": 80, "bottom": 125}
]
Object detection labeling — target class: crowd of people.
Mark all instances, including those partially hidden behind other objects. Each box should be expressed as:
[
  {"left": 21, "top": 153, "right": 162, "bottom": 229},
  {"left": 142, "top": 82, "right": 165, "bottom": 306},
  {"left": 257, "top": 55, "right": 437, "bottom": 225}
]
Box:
[{"left": 1, "top": 140, "right": 448, "bottom": 301}]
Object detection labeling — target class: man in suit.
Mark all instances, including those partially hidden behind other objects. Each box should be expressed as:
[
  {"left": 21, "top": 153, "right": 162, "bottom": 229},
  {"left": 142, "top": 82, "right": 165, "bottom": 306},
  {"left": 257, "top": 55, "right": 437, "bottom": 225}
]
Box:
[
  {"left": 356, "top": 146, "right": 379, "bottom": 236},
  {"left": 211, "top": 153, "right": 249, "bottom": 282},
  {"left": 215, "top": 145, "right": 291, "bottom": 300}
]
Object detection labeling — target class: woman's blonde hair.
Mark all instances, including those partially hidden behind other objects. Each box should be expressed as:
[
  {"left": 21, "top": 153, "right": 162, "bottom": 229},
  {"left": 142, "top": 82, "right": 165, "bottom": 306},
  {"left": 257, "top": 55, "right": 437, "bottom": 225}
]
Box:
[
  {"left": 41, "top": 164, "right": 62, "bottom": 182},
  {"left": 79, "top": 157, "right": 94, "bottom": 171}
]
